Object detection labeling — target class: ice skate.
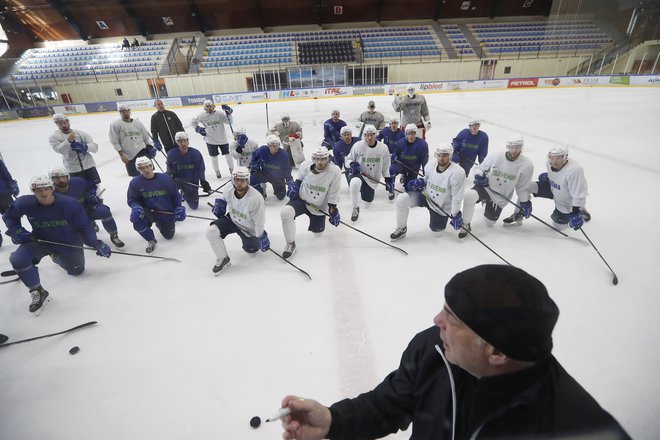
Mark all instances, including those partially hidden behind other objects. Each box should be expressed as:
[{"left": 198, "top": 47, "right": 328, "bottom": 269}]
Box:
[
  {"left": 503, "top": 210, "right": 524, "bottom": 226},
  {"left": 458, "top": 223, "right": 471, "bottom": 239},
  {"left": 212, "top": 256, "right": 231, "bottom": 275},
  {"left": 282, "top": 242, "right": 296, "bottom": 259},
  {"left": 110, "top": 234, "right": 125, "bottom": 248},
  {"left": 390, "top": 227, "right": 407, "bottom": 241},
  {"left": 29, "top": 287, "right": 51, "bottom": 315},
  {"left": 351, "top": 207, "right": 360, "bottom": 222},
  {"left": 145, "top": 239, "right": 158, "bottom": 254}
]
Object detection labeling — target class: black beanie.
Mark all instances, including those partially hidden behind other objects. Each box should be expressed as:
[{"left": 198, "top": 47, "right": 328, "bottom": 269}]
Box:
[{"left": 444, "top": 265, "right": 559, "bottom": 362}]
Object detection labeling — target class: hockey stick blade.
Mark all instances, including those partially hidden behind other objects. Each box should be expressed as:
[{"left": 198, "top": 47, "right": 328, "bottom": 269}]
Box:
[
  {"left": 0, "top": 321, "right": 98, "bottom": 347},
  {"left": 0, "top": 277, "right": 20, "bottom": 285},
  {"left": 0, "top": 334, "right": 7, "bottom": 344},
  {"left": 1, "top": 270, "right": 17, "bottom": 277}
]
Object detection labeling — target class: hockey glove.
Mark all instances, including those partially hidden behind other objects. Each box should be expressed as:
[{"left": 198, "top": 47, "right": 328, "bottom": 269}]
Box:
[
  {"left": 153, "top": 139, "right": 163, "bottom": 151},
  {"left": 88, "top": 192, "right": 103, "bottom": 206},
  {"left": 95, "top": 240, "right": 112, "bottom": 258},
  {"left": 406, "top": 178, "right": 426, "bottom": 192},
  {"left": 473, "top": 173, "right": 489, "bottom": 187},
  {"left": 258, "top": 231, "right": 270, "bottom": 252},
  {"left": 201, "top": 180, "right": 212, "bottom": 193},
  {"left": 289, "top": 133, "right": 300, "bottom": 140},
  {"left": 145, "top": 147, "right": 157, "bottom": 159},
  {"left": 385, "top": 176, "right": 395, "bottom": 193},
  {"left": 195, "top": 126, "right": 207, "bottom": 137},
  {"left": 450, "top": 211, "right": 464, "bottom": 230},
  {"left": 250, "top": 159, "right": 264, "bottom": 174},
  {"left": 569, "top": 210, "right": 584, "bottom": 230},
  {"left": 11, "top": 228, "right": 32, "bottom": 244},
  {"left": 130, "top": 206, "right": 145, "bottom": 223},
  {"left": 286, "top": 181, "right": 300, "bottom": 200},
  {"left": 349, "top": 162, "right": 361, "bottom": 176},
  {"left": 328, "top": 206, "right": 341, "bottom": 227},
  {"left": 520, "top": 201, "right": 532, "bottom": 219},
  {"left": 212, "top": 198, "right": 227, "bottom": 218},
  {"left": 423, "top": 119, "right": 432, "bottom": 131},
  {"left": 70, "top": 140, "right": 88, "bottom": 153},
  {"left": 538, "top": 172, "right": 549, "bottom": 183},
  {"left": 9, "top": 180, "right": 19, "bottom": 196},
  {"left": 221, "top": 104, "right": 233, "bottom": 115},
  {"left": 174, "top": 206, "right": 186, "bottom": 221}
]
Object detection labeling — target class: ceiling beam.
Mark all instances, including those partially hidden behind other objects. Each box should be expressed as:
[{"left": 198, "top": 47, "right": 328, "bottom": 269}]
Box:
[
  {"left": 49, "top": 0, "right": 86, "bottom": 40},
  {"left": 117, "top": 0, "right": 148, "bottom": 36}
]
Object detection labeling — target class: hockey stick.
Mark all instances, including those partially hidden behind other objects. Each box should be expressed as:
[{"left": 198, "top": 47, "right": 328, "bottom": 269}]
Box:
[
  {"left": 35, "top": 239, "right": 181, "bottom": 262},
  {"left": 579, "top": 228, "right": 619, "bottom": 285},
  {"left": 1, "top": 270, "right": 17, "bottom": 277},
  {"left": 174, "top": 178, "right": 228, "bottom": 196},
  {"left": 0, "top": 321, "right": 98, "bottom": 347},
  {"left": 265, "top": 102, "right": 270, "bottom": 131},
  {"left": 153, "top": 209, "right": 215, "bottom": 221},
  {"left": 0, "top": 277, "right": 19, "bottom": 285},
  {"left": 308, "top": 202, "right": 408, "bottom": 256}
]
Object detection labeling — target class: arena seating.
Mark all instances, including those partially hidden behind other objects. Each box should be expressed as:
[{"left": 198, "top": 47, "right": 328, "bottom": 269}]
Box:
[{"left": 441, "top": 24, "right": 475, "bottom": 56}]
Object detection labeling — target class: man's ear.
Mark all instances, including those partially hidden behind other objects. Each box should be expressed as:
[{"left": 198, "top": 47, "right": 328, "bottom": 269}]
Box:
[{"left": 486, "top": 345, "right": 510, "bottom": 366}]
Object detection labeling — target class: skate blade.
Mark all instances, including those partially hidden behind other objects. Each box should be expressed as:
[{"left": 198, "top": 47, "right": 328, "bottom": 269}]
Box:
[{"left": 32, "top": 297, "right": 52, "bottom": 316}]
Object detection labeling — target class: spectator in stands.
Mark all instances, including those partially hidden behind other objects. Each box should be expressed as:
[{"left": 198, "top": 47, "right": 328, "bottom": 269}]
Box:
[
  {"left": 109, "top": 104, "right": 157, "bottom": 177},
  {"left": 121, "top": 37, "right": 130, "bottom": 51},
  {"left": 131, "top": 38, "right": 140, "bottom": 49},
  {"left": 151, "top": 99, "right": 185, "bottom": 153},
  {"left": 49, "top": 113, "right": 102, "bottom": 185},
  {"left": 359, "top": 100, "right": 385, "bottom": 132}
]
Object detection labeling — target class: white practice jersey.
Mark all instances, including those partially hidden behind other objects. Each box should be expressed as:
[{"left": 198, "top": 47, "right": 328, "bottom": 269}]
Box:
[
  {"left": 478, "top": 152, "right": 534, "bottom": 208},
  {"left": 344, "top": 140, "right": 391, "bottom": 190},
  {"left": 423, "top": 161, "right": 466, "bottom": 216},
  {"left": 392, "top": 94, "right": 429, "bottom": 126},
  {"left": 191, "top": 110, "right": 232, "bottom": 146},
  {"left": 229, "top": 138, "right": 259, "bottom": 167},
  {"left": 272, "top": 121, "right": 303, "bottom": 146},
  {"left": 359, "top": 111, "right": 385, "bottom": 130},
  {"left": 223, "top": 185, "right": 266, "bottom": 238},
  {"left": 109, "top": 118, "right": 151, "bottom": 160},
  {"left": 546, "top": 159, "right": 588, "bottom": 214},
  {"left": 49, "top": 128, "right": 98, "bottom": 173},
  {"left": 297, "top": 160, "right": 343, "bottom": 216}
]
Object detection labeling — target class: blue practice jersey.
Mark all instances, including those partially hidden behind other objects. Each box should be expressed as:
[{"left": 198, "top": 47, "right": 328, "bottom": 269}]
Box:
[
  {"left": 377, "top": 127, "right": 405, "bottom": 154},
  {"left": 323, "top": 118, "right": 347, "bottom": 146},
  {"left": 393, "top": 137, "right": 429, "bottom": 174},
  {"left": 0, "top": 159, "right": 16, "bottom": 195},
  {"left": 452, "top": 129, "right": 489, "bottom": 167},
  {"left": 166, "top": 147, "right": 206, "bottom": 184},
  {"left": 332, "top": 137, "right": 360, "bottom": 170},
  {"left": 250, "top": 146, "right": 293, "bottom": 182},
  {"left": 127, "top": 173, "right": 182, "bottom": 212},
  {"left": 55, "top": 176, "right": 96, "bottom": 206},
  {"left": 3, "top": 194, "right": 98, "bottom": 254}
]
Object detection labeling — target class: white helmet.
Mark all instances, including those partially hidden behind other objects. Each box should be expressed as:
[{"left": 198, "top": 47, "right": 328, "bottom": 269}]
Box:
[
  {"left": 266, "top": 134, "right": 280, "bottom": 146},
  {"left": 30, "top": 175, "right": 54, "bottom": 191},
  {"left": 135, "top": 156, "right": 153, "bottom": 170},
  {"left": 506, "top": 135, "right": 524, "bottom": 149},
  {"left": 203, "top": 99, "right": 214, "bottom": 107},
  {"left": 312, "top": 146, "right": 330, "bottom": 160},
  {"left": 469, "top": 118, "right": 481, "bottom": 126},
  {"left": 434, "top": 145, "right": 454, "bottom": 157},
  {"left": 405, "top": 123, "right": 418, "bottom": 134},
  {"left": 232, "top": 166, "right": 250, "bottom": 180},
  {"left": 548, "top": 146, "right": 568, "bottom": 158},
  {"left": 49, "top": 165, "right": 69, "bottom": 178},
  {"left": 340, "top": 126, "right": 352, "bottom": 135},
  {"left": 389, "top": 116, "right": 400, "bottom": 125},
  {"left": 363, "top": 124, "right": 377, "bottom": 135},
  {"left": 406, "top": 84, "right": 415, "bottom": 96},
  {"left": 281, "top": 112, "right": 290, "bottom": 121},
  {"left": 117, "top": 103, "right": 130, "bottom": 111},
  {"left": 53, "top": 113, "right": 68, "bottom": 123},
  {"left": 234, "top": 126, "right": 247, "bottom": 135},
  {"left": 175, "top": 131, "right": 189, "bottom": 142}
]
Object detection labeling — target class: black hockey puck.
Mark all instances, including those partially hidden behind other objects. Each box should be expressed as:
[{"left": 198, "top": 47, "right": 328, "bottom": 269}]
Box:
[
  {"left": 250, "top": 416, "right": 261, "bottom": 429},
  {"left": 69, "top": 346, "right": 80, "bottom": 355}
]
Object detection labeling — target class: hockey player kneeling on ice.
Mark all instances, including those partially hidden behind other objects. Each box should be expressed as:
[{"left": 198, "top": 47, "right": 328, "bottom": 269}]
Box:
[
  {"left": 166, "top": 131, "right": 211, "bottom": 210},
  {"left": 451, "top": 118, "right": 489, "bottom": 177},
  {"left": 3, "top": 175, "right": 111, "bottom": 315},
  {"left": 206, "top": 167, "right": 269, "bottom": 274},
  {"left": 387, "top": 124, "right": 429, "bottom": 201},
  {"left": 280, "top": 147, "right": 342, "bottom": 259},
  {"left": 391, "top": 145, "right": 469, "bottom": 241},
  {"left": 332, "top": 126, "right": 359, "bottom": 180},
  {"left": 50, "top": 166, "right": 125, "bottom": 248},
  {"left": 376, "top": 117, "right": 405, "bottom": 156},
  {"left": 516, "top": 146, "right": 591, "bottom": 230},
  {"left": 229, "top": 127, "right": 259, "bottom": 168},
  {"left": 249, "top": 135, "right": 294, "bottom": 200},
  {"left": 344, "top": 124, "right": 391, "bottom": 222},
  {"left": 127, "top": 157, "right": 186, "bottom": 254},
  {"left": 322, "top": 109, "right": 347, "bottom": 148},
  {"left": 463, "top": 135, "right": 534, "bottom": 228}
]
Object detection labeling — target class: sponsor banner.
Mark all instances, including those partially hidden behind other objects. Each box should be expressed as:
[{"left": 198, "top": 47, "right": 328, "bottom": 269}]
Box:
[
  {"left": 481, "top": 80, "right": 509, "bottom": 89},
  {"left": 353, "top": 86, "right": 384, "bottom": 95},
  {"left": 52, "top": 104, "right": 88, "bottom": 115},
  {"left": 213, "top": 93, "right": 243, "bottom": 104},
  {"left": 15, "top": 107, "right": 52, "bottom": 118},
  {"left": 323, "top": 87, "right": 352, "bottom": 96},
  {"left": 418, "top": 82, "right": 444, "bottom": 92},
  {"left": 181, "top": 95, "right": 214, "bottom": 106},
  {"left": 609, "top": 76, "right": 630, "bottom": 85},
  {"left": 116, "top": 98, "right": 182, "bottom": 110},
  {"left": 538, "top": 76, "right": 605, "bottom": 88},
  {"left": 507, "top": 78, "right": 538, "bottom": 88},
  {"left": 279, "top": 88, "right": 325, "bottom": 99},
  {"left": 0, "top": 110, "right": 19, "bottom": 121},
  {"left": 630, "top": 75, "right": 660, "bottom": 86},
  {"left": 85, "top": 102, "right": 116, "bottom": 113}
]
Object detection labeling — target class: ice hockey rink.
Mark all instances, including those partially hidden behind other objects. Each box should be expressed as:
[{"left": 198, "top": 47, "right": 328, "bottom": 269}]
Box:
[{"left": 0, "top": 85, "right": 659, "bottom": 439}]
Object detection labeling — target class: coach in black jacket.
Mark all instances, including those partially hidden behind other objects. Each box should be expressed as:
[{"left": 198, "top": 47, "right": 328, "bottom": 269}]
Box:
[
  {"left": 281, "top": 265, "right": 630, "bottom": 440},
  {"left": 151, "top": 99, "right": 185, "bottom": 153}
]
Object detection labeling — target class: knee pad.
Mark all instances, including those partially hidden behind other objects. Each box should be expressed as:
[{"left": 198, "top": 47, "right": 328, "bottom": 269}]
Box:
[
  {"left": 280, "top": 205, "right": 295, "bottom": 222},
  {"left": 483, "top": 217, "right": 496, "bottom": 227},
  {"left": 206, "top": 224, "right": 221, "bottom": 242}
]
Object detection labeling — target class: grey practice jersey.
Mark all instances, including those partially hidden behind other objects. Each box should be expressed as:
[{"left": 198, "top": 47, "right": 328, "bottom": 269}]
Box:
[
  {"left": 229, "top": 138, "right": 259, "bottom": 167},
  {"left": 109, "top": 118, "right": 151, "bottom": 160},
  {"left": 344, "top": 140, "right": 391, "bottom": 190},
  {"left": 359, "top": 111, "right": 385, "bottom": 130},
  {"left": 423, "top": 161, "right": 466, "bottom": 216},
  {"left": 546, "top": 159, "right": 588, "bottom": 214},
  {"left": 297, "top": 160, "right": 343, "bottom": 216},
  {"left": 49, "top": 128, "right": 98, "bottom": 173},
  {"left": 392, "top": 94, "right": 429, "bottom": 126},
  {"left": 272, "top": 121, "right": 303, "bottom": 147},
  {"left": 221, "top": 185, "right": 266, "bottom": 237},
  {"left": 191, "top": 110, "right": 233, "bottom": 145},
  {"left": 478, "top": 152, "right": 534, "bottom": 208}
]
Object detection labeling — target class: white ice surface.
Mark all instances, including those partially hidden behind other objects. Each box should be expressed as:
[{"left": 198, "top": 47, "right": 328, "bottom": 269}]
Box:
[{"left": 0, "top": 87, "right": 659, "bottom": 439}]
